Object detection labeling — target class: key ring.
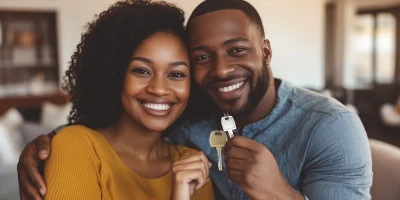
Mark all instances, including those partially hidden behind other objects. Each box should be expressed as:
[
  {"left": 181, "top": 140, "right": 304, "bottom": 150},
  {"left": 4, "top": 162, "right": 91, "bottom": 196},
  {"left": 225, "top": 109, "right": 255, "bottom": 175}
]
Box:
[{"left": 223, "top": 112, "right": 230, "bottom": 120}]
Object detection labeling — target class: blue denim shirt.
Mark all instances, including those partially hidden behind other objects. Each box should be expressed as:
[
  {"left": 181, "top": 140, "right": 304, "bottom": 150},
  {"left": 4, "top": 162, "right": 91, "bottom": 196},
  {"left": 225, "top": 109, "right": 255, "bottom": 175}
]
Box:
[{"left": 165, "top": 79, "right": 372, "bottom": 200}]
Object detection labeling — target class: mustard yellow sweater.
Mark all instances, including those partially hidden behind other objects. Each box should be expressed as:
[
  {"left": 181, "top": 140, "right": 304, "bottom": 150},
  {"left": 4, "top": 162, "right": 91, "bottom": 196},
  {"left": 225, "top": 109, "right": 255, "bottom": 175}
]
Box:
[{"left": 44, "top": 125, "right": 215, "bottom": 200}]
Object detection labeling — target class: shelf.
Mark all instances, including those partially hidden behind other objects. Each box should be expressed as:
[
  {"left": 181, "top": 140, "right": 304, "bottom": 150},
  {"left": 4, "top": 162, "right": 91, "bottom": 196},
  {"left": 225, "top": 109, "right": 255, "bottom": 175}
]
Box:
[
  {"left": 0, "top": 65, "right": 56, "bottom": 69},
  {"left": 0, "top": 93, "right": 70, "bottom": 115}
]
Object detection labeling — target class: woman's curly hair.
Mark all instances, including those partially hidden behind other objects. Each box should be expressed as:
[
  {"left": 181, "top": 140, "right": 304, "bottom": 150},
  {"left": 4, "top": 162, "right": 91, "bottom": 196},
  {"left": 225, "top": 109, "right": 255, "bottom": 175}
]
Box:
[{"left": 63, "top": 0, "right": 186, "bottom": 129}]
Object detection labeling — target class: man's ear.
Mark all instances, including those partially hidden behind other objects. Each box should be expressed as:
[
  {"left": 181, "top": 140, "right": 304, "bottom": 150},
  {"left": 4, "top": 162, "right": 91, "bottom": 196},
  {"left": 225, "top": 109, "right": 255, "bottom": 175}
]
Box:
[{"left": 262, "top": 39, "right": 272, "bottom": 64}]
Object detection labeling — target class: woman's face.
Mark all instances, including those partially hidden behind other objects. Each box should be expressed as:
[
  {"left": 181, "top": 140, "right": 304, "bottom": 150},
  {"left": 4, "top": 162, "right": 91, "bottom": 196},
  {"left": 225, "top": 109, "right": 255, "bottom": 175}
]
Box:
[{"left": 121, "top": 32, "right": 190, "bottom": 132}]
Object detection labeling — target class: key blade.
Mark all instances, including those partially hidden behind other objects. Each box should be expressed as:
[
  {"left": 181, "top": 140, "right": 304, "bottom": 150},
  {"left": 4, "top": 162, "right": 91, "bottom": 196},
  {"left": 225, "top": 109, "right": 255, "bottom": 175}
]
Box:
[
  {"left": 227, "top": 130, "right": 234, "bottom": 138},
  {"left": 216, "top": 146, "right": 222, "bottom": 171}
]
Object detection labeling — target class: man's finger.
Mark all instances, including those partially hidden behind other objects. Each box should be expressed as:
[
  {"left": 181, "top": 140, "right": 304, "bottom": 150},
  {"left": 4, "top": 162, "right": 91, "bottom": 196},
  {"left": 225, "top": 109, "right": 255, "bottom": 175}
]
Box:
[
  {"left": 225, "top": 135, "right": 264, "bottom": 152},
  {"left": 226, "top": 158, "right": 247, "bottom": 171},
  {"left": 22, "top": 153, "right": 46, "bottom": 196},
  {"left": 18, "top": 169, "right": 42, "bottom": 200},
  {"left": 224, "top": 146, "right": 251, "bottom": 161},
  {"left": 227, "top": 169, "right": 243, "bottom": 184},
  {"left": 19, "top": 189, "right": 26, "bottom": 200},
  {"left": 18, "top": 169, "right": 27, "bottom": 200},
  {"left": 24, "top": 183, "right": 42, "bottom": 200},
  {"left": 34, "top": 134, "right": 52, "bottom": 160}
]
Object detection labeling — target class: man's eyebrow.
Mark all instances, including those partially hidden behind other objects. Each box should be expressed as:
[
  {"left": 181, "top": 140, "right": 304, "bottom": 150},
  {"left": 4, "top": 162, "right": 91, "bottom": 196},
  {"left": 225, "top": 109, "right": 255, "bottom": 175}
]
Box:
[
  {"left": 131, "top": 56, "right": 153, "bottom": 64},
  {"left": 223, "top": 37, "right": 249, "bottom": 46},
  {"left": 191, "top": 37, "right": 249, "bottom": 52}
]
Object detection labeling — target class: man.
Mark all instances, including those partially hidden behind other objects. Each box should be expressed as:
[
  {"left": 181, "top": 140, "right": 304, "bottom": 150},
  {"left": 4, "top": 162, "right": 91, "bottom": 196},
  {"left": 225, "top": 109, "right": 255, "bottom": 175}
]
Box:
[{"left": 17, "top": 0, "right": 372, "bottom": 199}]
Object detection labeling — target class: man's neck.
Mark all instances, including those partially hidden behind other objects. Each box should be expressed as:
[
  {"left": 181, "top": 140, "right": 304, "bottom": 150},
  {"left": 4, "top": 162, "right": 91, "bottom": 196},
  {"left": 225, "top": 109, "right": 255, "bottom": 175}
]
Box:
[{"left": 235, "top": 77, "right": 278, "bottom": 128}]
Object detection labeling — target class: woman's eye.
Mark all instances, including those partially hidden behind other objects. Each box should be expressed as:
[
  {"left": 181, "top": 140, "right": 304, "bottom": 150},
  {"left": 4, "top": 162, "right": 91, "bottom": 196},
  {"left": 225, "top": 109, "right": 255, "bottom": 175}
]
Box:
[
  {"left": 169, "top": 72, "right": 186, "bottom": 78},
  {"left": 131, "top": 68, "right": 151, "bottom": 75}
]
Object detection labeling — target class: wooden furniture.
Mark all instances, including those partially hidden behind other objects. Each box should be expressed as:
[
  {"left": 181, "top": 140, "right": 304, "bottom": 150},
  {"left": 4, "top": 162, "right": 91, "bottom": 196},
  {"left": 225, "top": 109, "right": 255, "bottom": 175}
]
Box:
[
  {"left": 0, "top": 10, "right": 64, "bottom": 121},
  {"left": 0, "top": 10, "right": 59, "bottom": 98},
  {"left": 0, "top": 93, "right": 70, "bottom": 121}
]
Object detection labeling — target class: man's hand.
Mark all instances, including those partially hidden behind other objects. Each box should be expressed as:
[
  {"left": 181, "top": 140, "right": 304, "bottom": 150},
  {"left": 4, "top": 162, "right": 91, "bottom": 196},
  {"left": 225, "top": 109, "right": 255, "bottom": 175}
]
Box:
[
  {"left": 17, "top": 133, "right": 54, "bottom": 200},
  {"left": 170, "top": 151, "right": 212, "bottom": 200},
  {"left": 224, "top": 135, "right": 303, "bottom": 200}
]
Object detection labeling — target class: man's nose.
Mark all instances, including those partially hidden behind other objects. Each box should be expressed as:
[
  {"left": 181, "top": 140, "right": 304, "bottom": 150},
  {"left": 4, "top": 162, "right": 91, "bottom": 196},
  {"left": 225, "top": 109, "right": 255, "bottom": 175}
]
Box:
[{"left": 210, "top": 56, "right": 235, "bottom": 79}]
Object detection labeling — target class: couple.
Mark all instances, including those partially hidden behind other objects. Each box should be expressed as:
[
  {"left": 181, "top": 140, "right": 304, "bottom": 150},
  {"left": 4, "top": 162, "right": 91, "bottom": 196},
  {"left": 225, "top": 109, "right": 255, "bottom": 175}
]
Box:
[{"left": 18, "top": 0, "right": 373, "bottom": 199}]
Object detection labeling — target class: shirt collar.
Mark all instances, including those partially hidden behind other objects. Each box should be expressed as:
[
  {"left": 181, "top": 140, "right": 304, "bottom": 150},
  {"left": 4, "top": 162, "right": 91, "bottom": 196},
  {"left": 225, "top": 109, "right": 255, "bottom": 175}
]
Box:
[{"left": 241, "top": 78, "right": 293, "bottom": 137}]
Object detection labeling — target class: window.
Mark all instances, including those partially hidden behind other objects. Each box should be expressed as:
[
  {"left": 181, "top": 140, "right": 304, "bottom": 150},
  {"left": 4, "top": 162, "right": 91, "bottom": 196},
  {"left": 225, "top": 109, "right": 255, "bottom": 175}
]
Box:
[
  {"left": 376, "top": 13, "right": 396, "bottom": 83},
  {"left": 353, "top": 11, "right": 396, "bottom": 87}
]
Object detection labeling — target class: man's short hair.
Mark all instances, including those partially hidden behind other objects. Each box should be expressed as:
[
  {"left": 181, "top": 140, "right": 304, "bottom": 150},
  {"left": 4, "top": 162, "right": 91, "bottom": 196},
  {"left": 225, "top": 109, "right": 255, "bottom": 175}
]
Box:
[{"left": 187, "top": 0, "right": 265, "bottom": 39}]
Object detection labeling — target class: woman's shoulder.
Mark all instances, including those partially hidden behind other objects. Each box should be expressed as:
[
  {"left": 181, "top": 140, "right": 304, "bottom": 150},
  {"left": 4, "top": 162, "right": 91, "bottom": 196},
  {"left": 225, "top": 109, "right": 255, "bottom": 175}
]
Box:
[
  {"left": 53, "top": 125, "right": 98, "bottom": 147},
  {"left": 171, "top": 145, "right": 201, "bottom": 159}
]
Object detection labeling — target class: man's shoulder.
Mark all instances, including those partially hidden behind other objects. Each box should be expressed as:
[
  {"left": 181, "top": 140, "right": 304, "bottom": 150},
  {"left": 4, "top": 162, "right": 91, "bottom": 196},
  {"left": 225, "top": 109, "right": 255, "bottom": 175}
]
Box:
[{"left": 284, "top": 82, "right": 351, "bottom": 118}]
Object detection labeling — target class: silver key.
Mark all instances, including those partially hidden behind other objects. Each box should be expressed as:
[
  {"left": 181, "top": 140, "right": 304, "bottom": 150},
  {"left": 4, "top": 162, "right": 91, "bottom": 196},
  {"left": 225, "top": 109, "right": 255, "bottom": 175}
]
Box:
[
  {"left": 221, "top": 114, "right": 236, "bottom": 138},
  {"left": 209, "top": 130, "right": 228, "bottom": 171}
]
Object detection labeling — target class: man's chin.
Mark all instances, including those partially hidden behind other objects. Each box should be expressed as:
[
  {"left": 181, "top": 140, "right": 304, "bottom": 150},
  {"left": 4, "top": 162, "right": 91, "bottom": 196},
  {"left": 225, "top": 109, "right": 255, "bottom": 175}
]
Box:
[{"left": 214, "top": 101, "right": 246, "bottom": 115}]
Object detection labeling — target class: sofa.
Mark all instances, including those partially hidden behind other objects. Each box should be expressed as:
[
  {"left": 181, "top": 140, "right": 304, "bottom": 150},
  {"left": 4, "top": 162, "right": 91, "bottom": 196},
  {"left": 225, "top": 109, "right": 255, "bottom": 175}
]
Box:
[{"left": 0, "top": 102, "right": 71, "bottom": 200}]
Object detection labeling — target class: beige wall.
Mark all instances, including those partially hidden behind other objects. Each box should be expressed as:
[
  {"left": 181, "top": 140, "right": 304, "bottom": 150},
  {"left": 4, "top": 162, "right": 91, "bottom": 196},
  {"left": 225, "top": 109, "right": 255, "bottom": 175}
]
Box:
[{"left": 0, "top": 0, "right": 325, "bottom": 89}]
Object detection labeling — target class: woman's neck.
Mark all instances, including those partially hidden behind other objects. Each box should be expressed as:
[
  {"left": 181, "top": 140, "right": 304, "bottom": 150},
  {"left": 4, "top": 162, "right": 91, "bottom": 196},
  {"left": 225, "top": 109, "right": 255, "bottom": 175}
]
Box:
[{"left": 98, "top": 113, "right": 169, "bottom": 162}]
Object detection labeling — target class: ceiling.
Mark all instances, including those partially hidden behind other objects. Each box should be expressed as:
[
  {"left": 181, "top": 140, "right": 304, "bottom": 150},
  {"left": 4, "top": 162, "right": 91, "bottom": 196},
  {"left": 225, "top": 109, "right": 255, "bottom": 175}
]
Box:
[
  {"left": 354, "top": 0, "right": 400, "bottom": 9},
  {"left": 325, "top": 0, "right": 400, "bottom": 9}
]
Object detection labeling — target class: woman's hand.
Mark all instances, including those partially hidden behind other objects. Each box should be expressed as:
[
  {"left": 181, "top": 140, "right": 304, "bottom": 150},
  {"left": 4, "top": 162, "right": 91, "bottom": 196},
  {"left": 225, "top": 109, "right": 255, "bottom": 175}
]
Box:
[{"left": 170, "top": 151, "right": 212, "bottom": 200}]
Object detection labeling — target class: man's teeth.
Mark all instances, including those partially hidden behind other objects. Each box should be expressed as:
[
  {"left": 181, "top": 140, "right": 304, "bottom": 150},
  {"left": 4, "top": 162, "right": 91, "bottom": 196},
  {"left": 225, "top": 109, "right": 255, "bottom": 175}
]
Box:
[
  {"left": 218, "top": 82, "right": 244, "bottom": 93},
  {"left": 143, "top": 103, "right": 170, "bottom": 111}
]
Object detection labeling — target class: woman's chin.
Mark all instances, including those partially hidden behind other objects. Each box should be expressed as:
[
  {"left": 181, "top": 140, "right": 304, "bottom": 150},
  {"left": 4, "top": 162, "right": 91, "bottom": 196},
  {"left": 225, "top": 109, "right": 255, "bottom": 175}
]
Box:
[{"left": 143, "top": 122, "right": 171, "bottom": 133}]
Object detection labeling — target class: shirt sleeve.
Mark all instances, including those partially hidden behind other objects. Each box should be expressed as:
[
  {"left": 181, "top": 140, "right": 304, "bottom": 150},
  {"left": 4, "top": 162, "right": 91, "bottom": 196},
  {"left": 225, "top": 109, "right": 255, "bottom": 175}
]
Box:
[
  {"left": 301, "top": 112, "right": 373, "bottom": 199},
  {"left": 44, "top": 127, "right": 101, "bottom": 200}
]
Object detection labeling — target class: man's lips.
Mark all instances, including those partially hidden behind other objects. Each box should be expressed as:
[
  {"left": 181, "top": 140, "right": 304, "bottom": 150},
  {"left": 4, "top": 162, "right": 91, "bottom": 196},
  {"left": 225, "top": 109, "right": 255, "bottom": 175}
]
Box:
[
  {"left": 211, "top": 78, "right": 247, "bottom": 88},
  {"left": 209, "top": 79, "right": 248, "bottom": 101},
  {"left": 217, "top": 81, "right": 244, "bottom": 93}
]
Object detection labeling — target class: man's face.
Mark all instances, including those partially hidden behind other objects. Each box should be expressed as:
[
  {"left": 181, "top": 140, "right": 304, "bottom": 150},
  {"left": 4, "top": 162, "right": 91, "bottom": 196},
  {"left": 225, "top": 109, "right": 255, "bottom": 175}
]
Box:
[{"left": 188, "top": 9, "right": 271, "bottom": 116}]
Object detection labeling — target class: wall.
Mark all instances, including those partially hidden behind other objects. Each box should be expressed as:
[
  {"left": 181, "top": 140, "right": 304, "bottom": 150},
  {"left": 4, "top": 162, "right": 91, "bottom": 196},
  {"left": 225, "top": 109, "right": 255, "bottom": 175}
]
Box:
[{"left": 0, "top": 0, "right": 325, "bottom": 89}]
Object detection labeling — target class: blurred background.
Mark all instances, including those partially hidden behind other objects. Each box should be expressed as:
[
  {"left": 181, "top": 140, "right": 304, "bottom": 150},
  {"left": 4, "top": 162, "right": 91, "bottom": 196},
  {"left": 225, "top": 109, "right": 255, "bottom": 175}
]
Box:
[{"left": 0, "top": 0, "right": 400, "bottom": 199}]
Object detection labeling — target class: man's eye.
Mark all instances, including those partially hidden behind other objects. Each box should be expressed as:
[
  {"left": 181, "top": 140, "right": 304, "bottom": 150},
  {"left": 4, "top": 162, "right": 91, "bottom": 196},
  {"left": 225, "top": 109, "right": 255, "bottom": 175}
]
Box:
[
  {"left": 131, "top": 68, "right": 151, "bottom": 75},
  {"left": 197, "top": 55, "right": 210, "bottom": 61},
  {"left": 169, "top": 72, "right": 186, "bottom": 78},
  {"left": 230, "top": 47, "right": 247, "bottom": 54}
]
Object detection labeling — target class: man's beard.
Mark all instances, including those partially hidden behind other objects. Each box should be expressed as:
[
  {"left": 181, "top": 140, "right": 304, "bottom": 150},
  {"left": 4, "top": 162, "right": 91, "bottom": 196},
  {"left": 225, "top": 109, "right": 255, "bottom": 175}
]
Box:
[{"left": 231, "top": 60, "right": 270, "bottom": 117}]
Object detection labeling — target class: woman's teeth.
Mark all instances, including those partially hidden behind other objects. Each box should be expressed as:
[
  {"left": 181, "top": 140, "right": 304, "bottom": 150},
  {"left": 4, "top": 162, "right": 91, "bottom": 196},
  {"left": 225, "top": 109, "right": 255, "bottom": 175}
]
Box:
[
  {"left": 218, "top": 82, "right": 244, "bottom": 93},
  {"left": 143, "top": 103, "right": 170, "bottom": 111}
]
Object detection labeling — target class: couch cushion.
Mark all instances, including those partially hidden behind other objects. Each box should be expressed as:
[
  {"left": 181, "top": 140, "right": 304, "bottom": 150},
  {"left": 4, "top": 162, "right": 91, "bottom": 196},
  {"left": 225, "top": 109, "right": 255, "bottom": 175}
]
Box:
[{"left": 370, "top": 139, "right": 400, "bottom": 200}]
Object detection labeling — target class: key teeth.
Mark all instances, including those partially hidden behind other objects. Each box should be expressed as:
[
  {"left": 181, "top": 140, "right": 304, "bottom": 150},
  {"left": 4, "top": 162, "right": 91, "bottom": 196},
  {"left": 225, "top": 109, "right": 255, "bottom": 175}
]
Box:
[
  {"left": 228, "top": 131, "right": 234, "bottom": 138},
  {"left": 217, "top": 148, "right": 222, "bottom": 171}
]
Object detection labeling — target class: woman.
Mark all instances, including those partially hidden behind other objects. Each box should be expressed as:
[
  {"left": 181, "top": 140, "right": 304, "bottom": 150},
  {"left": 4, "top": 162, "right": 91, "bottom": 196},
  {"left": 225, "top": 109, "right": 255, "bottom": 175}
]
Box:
[{"left": 43, "top": 1, "right": 215, "bottom": 199}]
